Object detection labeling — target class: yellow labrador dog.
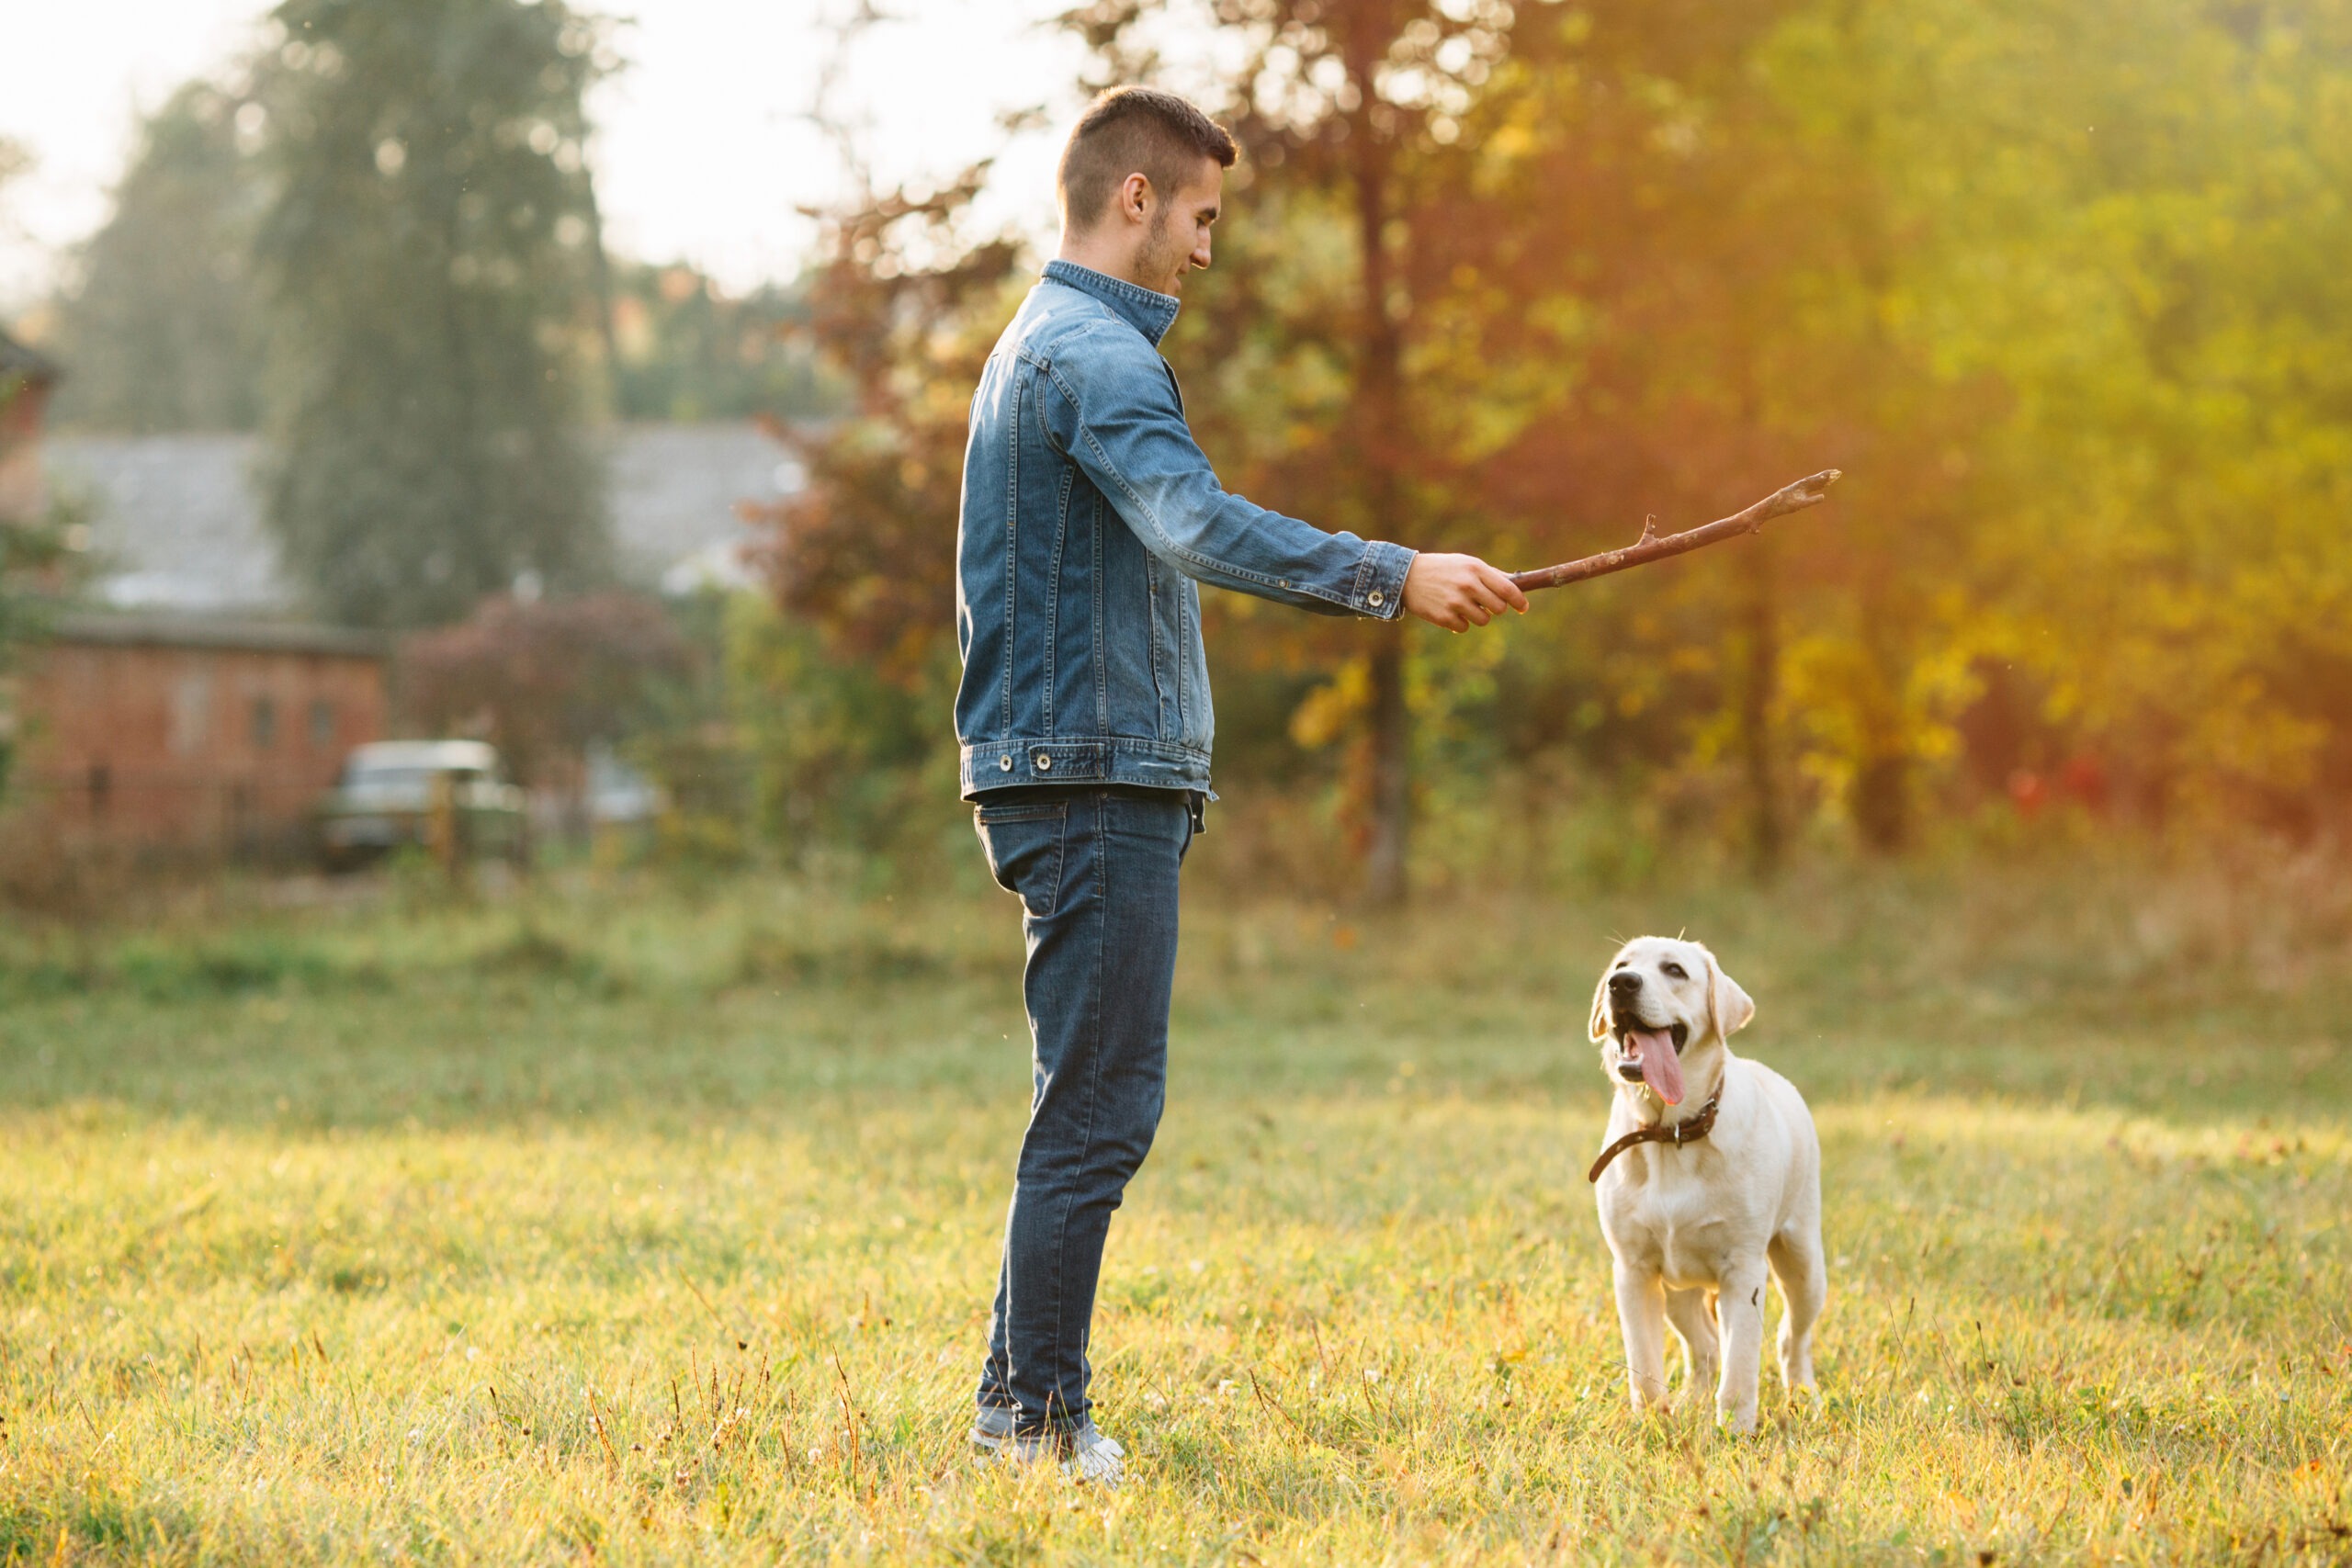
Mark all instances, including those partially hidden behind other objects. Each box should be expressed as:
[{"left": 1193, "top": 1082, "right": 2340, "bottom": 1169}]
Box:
[{"left": 1587, "top": 937, "right": 1825, "bottom": 1433}]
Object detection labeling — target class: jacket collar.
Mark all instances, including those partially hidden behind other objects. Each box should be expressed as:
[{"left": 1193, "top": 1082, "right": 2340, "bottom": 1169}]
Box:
[{"left": 1042, "top": 259, "right": 1181, "bottom": 346}]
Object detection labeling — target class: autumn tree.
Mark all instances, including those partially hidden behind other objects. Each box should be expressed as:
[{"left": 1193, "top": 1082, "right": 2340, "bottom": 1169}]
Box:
[
  {"left": 1423, "top": 0, "right": 1978, "bottom": 857},
  {"left": 764, "top": 0, "right": 1852, "bottom": 886},
  {"left": 253, "top": 0, "right": 615, "bottom": 629},
  {"left": 756, "top": 0, "right": 2352, "bottom": 871},
  {"left": 399, "top": 590, "right": 690, "bottom": 787},
  {"left": 1057, "top": 0, "right": 1557, "bottom": 901},
  {"left": 731, "top": 154, "right": 1027, "bottom": 854},
  {"left": 1788, "top": 0, "right": 2352, "bottom": 833}
]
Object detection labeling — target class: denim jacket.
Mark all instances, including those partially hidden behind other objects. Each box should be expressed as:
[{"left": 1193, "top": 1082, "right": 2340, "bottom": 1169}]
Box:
[{"left": 955, "top": 260, "right": 1416, "bottom": 798}]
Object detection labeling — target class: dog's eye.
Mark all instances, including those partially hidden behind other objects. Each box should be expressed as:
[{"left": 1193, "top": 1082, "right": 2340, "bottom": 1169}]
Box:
[{"left": 1661, "top": 962, "right": 1688, "bottom": 980}]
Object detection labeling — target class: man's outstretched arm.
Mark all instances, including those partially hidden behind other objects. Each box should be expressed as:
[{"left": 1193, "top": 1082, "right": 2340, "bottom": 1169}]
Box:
[{"left": 1048, "top": 338, "right": 1523, "bottom": 629}]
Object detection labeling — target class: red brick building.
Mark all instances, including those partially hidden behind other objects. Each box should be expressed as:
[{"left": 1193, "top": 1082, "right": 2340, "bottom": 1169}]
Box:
[
  {"left": 16, "top": 614, "right": 388, "bottom": 854},
  {"left": 0, "top": 332, "right": 59, "bottom": 524}
]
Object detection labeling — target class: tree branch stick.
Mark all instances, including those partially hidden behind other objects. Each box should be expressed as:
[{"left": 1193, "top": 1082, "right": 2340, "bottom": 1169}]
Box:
[{"left": 1508, "top": 469, "right": 1841, "bottom": 592}]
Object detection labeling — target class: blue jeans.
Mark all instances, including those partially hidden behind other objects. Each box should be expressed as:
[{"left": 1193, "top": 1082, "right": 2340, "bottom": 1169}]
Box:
[{"left": 971, "top": 786, "right": 1198, "bottom": 1433}]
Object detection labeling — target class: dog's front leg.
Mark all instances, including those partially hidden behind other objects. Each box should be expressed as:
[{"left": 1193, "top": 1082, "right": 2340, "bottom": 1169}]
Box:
[
  {"left": 1714, "top": 1263, "right": 1770, "bottom": 1434},
  {"left": 1663, "top": 1287, "right": 1720, "bottom": 1408},
  {"left": 1612, "top": 1260, "right": 1671, "bottom": 1413}
]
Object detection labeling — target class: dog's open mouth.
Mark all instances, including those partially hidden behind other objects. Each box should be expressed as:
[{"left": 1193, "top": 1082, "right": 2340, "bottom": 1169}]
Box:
[{"left": 1613, "top": 1020, "right": 1690, "bottom": 1104}]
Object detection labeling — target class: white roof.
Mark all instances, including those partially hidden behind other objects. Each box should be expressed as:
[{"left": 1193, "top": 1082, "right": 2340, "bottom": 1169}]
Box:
[{"left": 44, "top": 422, "right": 806, "bottom": 613}]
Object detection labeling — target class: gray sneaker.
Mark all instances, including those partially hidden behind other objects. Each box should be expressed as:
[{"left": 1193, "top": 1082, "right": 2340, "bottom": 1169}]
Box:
[{"left": 970, "top": 1408, "right": 1126, "bottom": 1487}]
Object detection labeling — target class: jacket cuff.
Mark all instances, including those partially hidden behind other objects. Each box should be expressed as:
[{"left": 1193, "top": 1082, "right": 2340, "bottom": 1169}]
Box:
[{"left": 1353, "top": 541, "right": 1416, "bottom": 620}]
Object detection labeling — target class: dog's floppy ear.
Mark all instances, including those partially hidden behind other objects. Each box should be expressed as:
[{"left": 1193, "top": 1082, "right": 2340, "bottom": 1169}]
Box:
[
  {"left": 1707, "top": 948, "right": 1756, "bottom": 1038},
  {"left": 1589, "top": 966, "right": 1614, "bottom": 1044}
]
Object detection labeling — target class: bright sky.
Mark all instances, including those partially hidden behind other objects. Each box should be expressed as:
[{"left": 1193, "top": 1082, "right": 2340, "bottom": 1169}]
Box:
[{"left": 0, "top": 0, "right": 1093, "bottom": 310}]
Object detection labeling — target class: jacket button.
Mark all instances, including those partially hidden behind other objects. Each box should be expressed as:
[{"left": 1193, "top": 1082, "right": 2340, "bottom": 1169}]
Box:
[
  {"left": 999, "top": 755, "right": 1012, "bottom": 772},
  {"left": 1035, "top": 753, "right": 1053, "bottom": 771},
  {"left": 1367, "top": 590, "right": 1385, "bottom": 607},
  {"left": 1278, "top": 579, "right": 1290, "bottom": 589}
]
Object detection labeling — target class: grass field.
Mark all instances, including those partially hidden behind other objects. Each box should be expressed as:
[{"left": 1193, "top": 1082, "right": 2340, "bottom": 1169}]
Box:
[{"left": 3, "top": 847, "right": 2350, "bottom": 1564}]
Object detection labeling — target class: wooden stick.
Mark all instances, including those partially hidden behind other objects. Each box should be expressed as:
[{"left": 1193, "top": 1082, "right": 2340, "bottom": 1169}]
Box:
[{"left": 1508, "top": 469, "right": 1841, "bottom": 592}]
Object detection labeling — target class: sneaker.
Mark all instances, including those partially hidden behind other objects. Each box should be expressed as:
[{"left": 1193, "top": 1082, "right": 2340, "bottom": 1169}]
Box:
[{"left": 969, "top": 1408, "right": 1126, "bottom": 1487}]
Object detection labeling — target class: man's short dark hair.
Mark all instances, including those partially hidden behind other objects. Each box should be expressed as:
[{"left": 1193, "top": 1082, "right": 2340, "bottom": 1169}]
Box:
[{"left": 1057, "top": 86, "right": 1238, "bottom": 232}]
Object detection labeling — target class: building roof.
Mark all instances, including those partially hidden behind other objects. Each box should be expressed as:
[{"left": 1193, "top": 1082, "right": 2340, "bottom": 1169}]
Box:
[
  {"left": 49, "top": 610, "right": 388, "bottom": 659},
  {"left": 42, "top": 422, "right": 801, "bottom": 615},
  {"left": 608, "top": 422, "right": 801, "bottom": 594}
]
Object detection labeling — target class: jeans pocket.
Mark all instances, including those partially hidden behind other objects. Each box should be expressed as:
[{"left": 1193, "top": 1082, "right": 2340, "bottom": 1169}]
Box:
[{"left": 975, "top": 801, "right": 1068, "bottom": 918}]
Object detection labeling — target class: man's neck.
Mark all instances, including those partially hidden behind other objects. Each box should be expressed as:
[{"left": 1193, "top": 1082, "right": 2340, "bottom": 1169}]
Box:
[{"left": 1055, "top": 236, "right": 1152, "bottom": 295}]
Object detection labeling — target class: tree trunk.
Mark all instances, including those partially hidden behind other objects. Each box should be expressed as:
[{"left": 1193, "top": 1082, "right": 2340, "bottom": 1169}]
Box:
[
  {"left": 1853, "top": 753, "right": 1908, "bottom": 852},
  {"left": 1363, "top": 638, "right": 1410, "bottom": 905},
  {"left": 1852, "top": 583, "right": 1909, "bottom": 852},
  {"left": 582, "top": 163, "right": 620, "bottom": 399},
  {"left": 1737, "top": 537, "right": 1784, "bottom": 879},
  {"left": 1347, "top": 31, "right": 1411, "bottom": 907}
]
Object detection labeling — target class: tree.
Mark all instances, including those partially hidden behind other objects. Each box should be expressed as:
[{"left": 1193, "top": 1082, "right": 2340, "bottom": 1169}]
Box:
[
  {"left": 752, "top": 163, "right": 1021, "bottom": 675},
  {"left": 765, "top": 0, "right": 1827, "bottom": 889},
  {"left": 399, "top": 590, "right": 690, "bottom": 787},
  {"left": 606, "top": 261, "right": 839, "bottom": 423},
  {"left": 253, "top": 0, "right": 615, "bottom": 629},
  {"left": 1141, "top": 0, "right": 1985, "bottom": 863},
  {"left": 1787, "top": 0, "right": 2352, "bottom": 834},
  {"left": 1061, "top": 0, "right": 1556, "bottom": 902},
  {"left": 50, "top": 84, "right": 269, "bottom": 434},
  {"left": 733, "top": 163, "right": 1024, "bottom": 853},
  {"left": 759, "top": 0, "right": 2352, "bottom": 873}
]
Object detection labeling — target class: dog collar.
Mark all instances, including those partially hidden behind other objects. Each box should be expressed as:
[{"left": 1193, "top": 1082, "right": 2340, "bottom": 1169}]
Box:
[{"left": 1586, "top": 1087, "right": 1723, "bottom": 1183}]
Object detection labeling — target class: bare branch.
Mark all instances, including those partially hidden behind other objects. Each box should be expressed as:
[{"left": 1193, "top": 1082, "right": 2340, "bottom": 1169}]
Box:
[{"left": 1509, "top": 470, "right": 1842, "bottom": 593}]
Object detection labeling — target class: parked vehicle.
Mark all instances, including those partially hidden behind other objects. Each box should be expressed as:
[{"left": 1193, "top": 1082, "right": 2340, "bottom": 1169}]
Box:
[{"left": 313, "top": 740, "right": 527, "bottom": 870}]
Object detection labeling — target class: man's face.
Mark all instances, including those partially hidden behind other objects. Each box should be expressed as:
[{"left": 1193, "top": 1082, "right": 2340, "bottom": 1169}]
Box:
[{"left": 1135, "top": 158, "right": 1223, "bottom": 297}]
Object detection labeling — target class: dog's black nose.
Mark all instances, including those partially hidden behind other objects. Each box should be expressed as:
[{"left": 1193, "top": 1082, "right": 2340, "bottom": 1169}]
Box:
[{"left": 1607, "top": 970, "right": 1642, "bottom": 996}]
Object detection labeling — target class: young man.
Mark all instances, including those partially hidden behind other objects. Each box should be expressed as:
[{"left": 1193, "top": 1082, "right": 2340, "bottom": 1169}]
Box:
[{"left": 956, "top": 85, "right": 1525, "bottom": 1483}]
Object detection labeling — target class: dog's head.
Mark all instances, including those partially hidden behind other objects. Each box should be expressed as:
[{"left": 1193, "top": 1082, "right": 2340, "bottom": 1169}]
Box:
[{"left": 1587, "top": 936, "right": 1754, "bottom": 1106}]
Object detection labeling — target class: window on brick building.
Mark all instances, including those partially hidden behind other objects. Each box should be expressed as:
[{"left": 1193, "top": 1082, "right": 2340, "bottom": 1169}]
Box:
[
  {"left": 170, "top": 672, "right": 211, "bottom": 754},
  {"left": 310, "top": 699, "right": 335, "bottom": 750},
  {"left": 253, "top": 694, "right": 277, "bottom": 750}
]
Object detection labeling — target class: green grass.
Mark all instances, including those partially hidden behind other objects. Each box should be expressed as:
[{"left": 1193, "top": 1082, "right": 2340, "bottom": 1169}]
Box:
[{"left": 2, "top": 851, "right": 2349, "bottom": 1564}]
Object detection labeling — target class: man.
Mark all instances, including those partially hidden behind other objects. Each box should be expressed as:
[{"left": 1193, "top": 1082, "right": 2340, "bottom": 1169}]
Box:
[{"left": 956, "top": 85, "right": 1525, "bottom": 1483}]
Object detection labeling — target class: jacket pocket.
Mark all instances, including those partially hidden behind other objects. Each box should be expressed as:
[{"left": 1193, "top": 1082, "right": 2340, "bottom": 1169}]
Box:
[{"left": 974, "top": 800, "right": 1068, "bottom": 918}]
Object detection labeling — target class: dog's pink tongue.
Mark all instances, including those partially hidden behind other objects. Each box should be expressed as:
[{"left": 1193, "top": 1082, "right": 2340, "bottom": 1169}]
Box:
[{"left": 1629, "top": 1028, "right": 1683, "bottom": 1105}]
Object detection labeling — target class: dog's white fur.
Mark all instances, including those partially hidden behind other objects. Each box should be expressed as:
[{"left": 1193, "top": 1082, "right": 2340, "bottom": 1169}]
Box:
[{"left": 1589, "top": 936, "right": 1825, "bottom": 1433}]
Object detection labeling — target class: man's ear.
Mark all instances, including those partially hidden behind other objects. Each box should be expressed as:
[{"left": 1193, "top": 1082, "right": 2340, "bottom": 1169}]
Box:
[
  {"left": 1707, "top": 948, "right": 1756, "bottom": 1038},
  {"left": 1118, "top": 170, "right": 1153, "bottom": 226},
  {"left": 1589, "top": 970, "right": 1614, "bottom": 1044}
]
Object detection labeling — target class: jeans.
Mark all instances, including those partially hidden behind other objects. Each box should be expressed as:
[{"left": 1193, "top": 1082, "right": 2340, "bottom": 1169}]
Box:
[{"left": 971, "top": 785, "right": 1198, "bottom": 1432}]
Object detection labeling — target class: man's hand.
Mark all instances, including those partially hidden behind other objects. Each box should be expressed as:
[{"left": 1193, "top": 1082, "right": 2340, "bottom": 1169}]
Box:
[{"left": 1401, "top": 552, "right": 1530, "bottom": 632}]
